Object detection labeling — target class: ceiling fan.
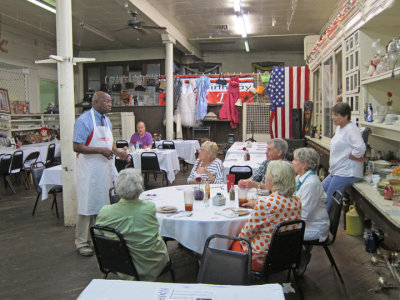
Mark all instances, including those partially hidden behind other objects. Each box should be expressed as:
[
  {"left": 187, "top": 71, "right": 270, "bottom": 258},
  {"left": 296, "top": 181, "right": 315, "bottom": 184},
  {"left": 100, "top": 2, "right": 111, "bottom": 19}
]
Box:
[{"left": 127, "top": 11, "right": 166, "bottom": 34}]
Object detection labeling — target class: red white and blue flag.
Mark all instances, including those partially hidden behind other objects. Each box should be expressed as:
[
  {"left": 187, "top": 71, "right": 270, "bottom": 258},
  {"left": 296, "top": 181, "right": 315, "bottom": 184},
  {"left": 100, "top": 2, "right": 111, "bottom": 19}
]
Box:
[{"left": 267, "top": 66, "right": 310, "bottom": 139}]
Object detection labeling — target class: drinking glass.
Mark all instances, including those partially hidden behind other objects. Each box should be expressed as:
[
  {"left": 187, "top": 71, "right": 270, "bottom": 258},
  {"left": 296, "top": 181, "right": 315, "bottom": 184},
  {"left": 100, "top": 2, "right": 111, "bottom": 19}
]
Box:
[
  {"left": 183, "top": 190, "right": 194, "bottom": 212},
  {"left": 238, "top": 188, "right": 248, "bottom": 207}
]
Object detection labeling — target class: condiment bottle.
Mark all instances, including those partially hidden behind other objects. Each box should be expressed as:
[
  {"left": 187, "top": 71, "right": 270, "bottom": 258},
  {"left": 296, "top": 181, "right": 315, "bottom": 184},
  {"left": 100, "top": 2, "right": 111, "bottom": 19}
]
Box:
[
  {"left": 229, "top": 185, "right": 235, "bottom": 201},
  {"left": 205, "top": 179, "right": 210, "bottom": 200},
  {"left": 384, "top": 185, "right": 394, "bottom": 200}
]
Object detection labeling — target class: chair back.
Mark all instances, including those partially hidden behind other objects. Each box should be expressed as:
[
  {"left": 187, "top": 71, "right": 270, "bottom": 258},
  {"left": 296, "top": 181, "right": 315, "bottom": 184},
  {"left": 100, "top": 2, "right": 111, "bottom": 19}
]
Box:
[
  {"left": 45, "top": 143, "right": 56, "bottom": 167},
  {"left": 109, "top": 187, "right": 121, "bottom": 204},
  {"left": 90, "top": 225, "right": 140, "bottom": 279},
  {"left": 229, "top": 165, "right": 253, "bottom": 184},
  {"left": 10, "top": 150, "right": 23, "bottom": 173},
  {"left": 162, "top": 140, "right": 175, "bottom": 149},
  {"left": 262, "top": 220, "right": 305, "bottom": 276},
  {"left": 327, "top": 190, "right": 343, "bottom": 245},
  {"left": 30, "top": 162, "right": 45, "bottom": 193},
  {"left": 116, "top": 140, "right": 129, "bottom": 149},
  {"left": 0, "top": 154, "right": 12, "bottom": 175},
  {"left": 23, "top": 151, "right": 40, "bottom": 169},
  {"left": 198, "top": 234, "right": 252, "bottom": 285},
  {"left": 141, "top": 152, "right": 160, "bottom": 172}
]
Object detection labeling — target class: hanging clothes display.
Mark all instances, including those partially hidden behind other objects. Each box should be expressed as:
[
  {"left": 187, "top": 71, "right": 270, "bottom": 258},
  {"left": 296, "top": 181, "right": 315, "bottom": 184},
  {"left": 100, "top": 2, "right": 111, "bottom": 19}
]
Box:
[
  {"left": 195, "top": 75, "right": 210, "bottom": 122},
  {"left": 219, "top": 76, "right": 240, "bottom": 128},
  {"left": 179, "top": 79, "right": 197, "bottom": 128},
  {"left": 173, "top": 78, "right": 183, "bottom": 139}
]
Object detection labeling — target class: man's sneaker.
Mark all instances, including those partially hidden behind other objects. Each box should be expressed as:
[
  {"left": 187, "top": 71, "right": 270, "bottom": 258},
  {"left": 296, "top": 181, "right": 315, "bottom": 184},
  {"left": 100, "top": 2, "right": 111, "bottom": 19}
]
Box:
[{"left": 77, "top": 246, "right": 93, "bottom": 256}]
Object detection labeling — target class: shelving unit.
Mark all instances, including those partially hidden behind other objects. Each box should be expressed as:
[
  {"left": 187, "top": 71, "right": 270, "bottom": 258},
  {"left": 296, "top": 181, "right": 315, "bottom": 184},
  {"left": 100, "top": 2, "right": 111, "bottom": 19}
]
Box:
[{"left": 0, "top": 113, "right": 11, "bottom": 137}]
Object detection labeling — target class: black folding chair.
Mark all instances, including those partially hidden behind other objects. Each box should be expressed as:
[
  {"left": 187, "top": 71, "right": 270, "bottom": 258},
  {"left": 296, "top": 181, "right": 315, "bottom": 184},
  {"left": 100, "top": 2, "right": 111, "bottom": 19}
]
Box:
[
  {"left": 162, "top": 140, "right": 175, "bottom": 149},
  {"left": 90, "top": 225, "right": 175, "bottom": 281},
  {"left": 115, "top": 154, "right": 133, "bottom": 173},
  {"left": 109, "top": 187, "right": 121, "bottom": 204},
  {"left": 116, "top": 140, "right": 129, "bottom": 149},
  {"left": 45, "top": 143, "right": 56, "bottom": 167},
  {"left": 198, "top": 234, "right": 252, "bottom": 285},
  {"left": 9, "top": 150, "right": 23, "bottom": 190},
  {"left": 304, "top": 190, "right": 344, "bottom": 284},
  {"left": 31, "top": 162, "right": 62, "bottom": 218},
  {"left": 22, "top": 151, "right": 40, "bottom": 189},
  {"left": 140, "top": 152, "right": 167, "bottom": 189},
  {"left": 253, "top": 220, "right": 305, "bottom": 300},
  {"left": 229, "top": 165, "right": 253, "bottom": 185},
  {"left": 0, "top": 154, "right": 14, "bottom": 194}
]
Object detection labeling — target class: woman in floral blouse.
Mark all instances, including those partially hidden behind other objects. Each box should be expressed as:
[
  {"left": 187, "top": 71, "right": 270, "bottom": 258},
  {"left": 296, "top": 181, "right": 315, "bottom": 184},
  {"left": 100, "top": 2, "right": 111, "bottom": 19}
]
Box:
[{"left": 232, "top": 160, "right": 302, "bottom": 271}]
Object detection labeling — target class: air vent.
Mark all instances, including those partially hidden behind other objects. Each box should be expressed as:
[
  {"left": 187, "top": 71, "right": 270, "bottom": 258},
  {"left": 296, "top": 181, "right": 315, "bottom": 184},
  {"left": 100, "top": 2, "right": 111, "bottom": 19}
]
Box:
[{"left": 220, "top": 24, "right": 229, "bottom": 30}]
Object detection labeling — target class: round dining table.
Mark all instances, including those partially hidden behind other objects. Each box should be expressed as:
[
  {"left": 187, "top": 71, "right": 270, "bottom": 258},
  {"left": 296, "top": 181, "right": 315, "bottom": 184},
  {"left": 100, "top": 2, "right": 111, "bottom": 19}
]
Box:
[{"left": 139, "top": 184, "right": 252, "bottom": 254}]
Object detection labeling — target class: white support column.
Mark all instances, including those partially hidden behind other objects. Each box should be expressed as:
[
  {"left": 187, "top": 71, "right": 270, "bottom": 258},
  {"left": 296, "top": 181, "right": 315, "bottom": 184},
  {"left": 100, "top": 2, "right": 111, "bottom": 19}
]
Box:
[
  {"left": 162, "top": 34, "right": 176, "bottom": 140},
  {"left": 56, "top": 0, "right": 77, "bottom": 226}
]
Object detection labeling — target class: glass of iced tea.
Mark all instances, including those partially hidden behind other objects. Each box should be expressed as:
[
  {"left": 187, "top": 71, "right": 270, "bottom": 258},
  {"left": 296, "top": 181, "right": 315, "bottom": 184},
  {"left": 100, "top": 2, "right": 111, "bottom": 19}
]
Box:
[
  {"left": 238, "top": 188, "right": 248, "bottom": 208},
  {"left": 184, "top": 190, "right": 194, "bottom": 211}
]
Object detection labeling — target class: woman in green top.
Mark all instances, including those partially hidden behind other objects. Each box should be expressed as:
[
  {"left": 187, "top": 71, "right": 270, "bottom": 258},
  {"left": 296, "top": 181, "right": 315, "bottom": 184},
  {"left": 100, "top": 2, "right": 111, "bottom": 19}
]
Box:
[{"left": 96, "top": 168, "right": 169, "bottom": 281}]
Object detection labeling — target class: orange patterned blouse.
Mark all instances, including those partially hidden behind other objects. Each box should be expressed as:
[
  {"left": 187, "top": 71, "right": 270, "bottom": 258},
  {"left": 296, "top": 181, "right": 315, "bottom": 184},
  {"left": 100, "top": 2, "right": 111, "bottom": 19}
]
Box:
[{"left": 239, "top": 191, "right": 302, "bottom": 270}]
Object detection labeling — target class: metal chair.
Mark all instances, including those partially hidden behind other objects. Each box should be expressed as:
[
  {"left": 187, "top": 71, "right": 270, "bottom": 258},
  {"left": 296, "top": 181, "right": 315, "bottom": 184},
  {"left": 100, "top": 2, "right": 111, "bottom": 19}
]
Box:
[
  {"left": 90, "top": 225, "right": 175, "bottom": 281},
  {"left": 161, "top": 140, "right": 175, "bottom": 149},
  {"left": 198, "top": 234, "right": 252, "bottom": 285},
  {"left": 109, "top": 187, "right": 120, "bottom": 204},
  {"left": 229, "top": 165, "right": 253, "bottom": 185},
  {"left": 253, "top": 220, "right": 305, "bottom": 300},
  {"left": 115, "top": 154, "right": 133, "bottom": 173},
  {"left": 304, "top": 190, "right": 344, "bottom": 284},
  {"left": 31, "top": 162, "right": 62, "bottom": 218},
  {"left": 45, "top": 143, "right": 56, "bottom": 167},
  {"left": 0, "top": 154, "right": 14, "bottom": 194},
  {"left": 116, "top": 140, "right": 129, "bottom": 149},
  {"left": 9, "top": 150, "right": 23, "bottom": 190},
  {"left": 22, "top": 151, "right": 40, "bottom": 189},
  {"left": 140, "top": 152, "right": 167, "bottom": 189}
]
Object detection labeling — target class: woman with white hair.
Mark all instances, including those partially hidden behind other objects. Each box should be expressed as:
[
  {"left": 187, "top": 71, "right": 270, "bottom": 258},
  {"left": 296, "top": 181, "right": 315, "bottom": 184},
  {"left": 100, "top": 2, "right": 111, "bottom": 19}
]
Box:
[
  {"left": 292, "top": 147, "right": 330, "bottom": 275},
  {"left": 187, "top": 141, "right": 224, "bottom": 184},
  {"left": 96, "top": 168, "right": 169, "bottom": 281},
  {"left": 232, "top": 160, "right": 301, "bottom": 271}
]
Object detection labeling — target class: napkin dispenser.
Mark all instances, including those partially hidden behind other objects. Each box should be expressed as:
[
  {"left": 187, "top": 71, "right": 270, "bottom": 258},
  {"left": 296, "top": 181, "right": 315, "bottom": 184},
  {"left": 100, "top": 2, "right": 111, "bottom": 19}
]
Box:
[{"left": 213, "top": 193, "right": 226, "bottom": 206}]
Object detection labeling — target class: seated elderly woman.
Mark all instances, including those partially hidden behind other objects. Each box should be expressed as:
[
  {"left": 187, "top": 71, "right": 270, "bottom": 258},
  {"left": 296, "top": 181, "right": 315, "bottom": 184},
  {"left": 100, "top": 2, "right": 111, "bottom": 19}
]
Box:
[
  {"left": 232, "top": 160, "right": 301, "bottom": 271},
  {"left": 96, "top": 168, "right": 169, "bottom": 281},
  {"left": 187, "top": 141, "right": 224, "bottom": 184},
  {"left": 292, "top": 147, "right": 330, "bottom": 275}
]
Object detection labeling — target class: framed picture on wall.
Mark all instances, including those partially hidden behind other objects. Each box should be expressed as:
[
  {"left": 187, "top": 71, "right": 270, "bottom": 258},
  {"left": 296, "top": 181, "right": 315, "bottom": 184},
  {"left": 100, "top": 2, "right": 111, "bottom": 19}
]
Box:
[{"left": 0, "top": 88, "right": 11, "bottom": 114}]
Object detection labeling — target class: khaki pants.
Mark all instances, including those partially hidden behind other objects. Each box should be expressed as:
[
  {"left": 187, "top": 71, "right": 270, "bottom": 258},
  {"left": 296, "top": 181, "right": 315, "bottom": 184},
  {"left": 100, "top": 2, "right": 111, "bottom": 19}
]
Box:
[{"left": 75, "top": 215, "right": 96, "bottom": 249}]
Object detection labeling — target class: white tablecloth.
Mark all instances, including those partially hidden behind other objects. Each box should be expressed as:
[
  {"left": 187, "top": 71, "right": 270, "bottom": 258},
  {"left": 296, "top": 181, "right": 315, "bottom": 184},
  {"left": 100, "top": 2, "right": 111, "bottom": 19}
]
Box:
[
  {"left": 130, "top": 149, "right": 180, "bottom": 183},
  {"left": 78, "top": 279, "right": 285, "bottom": 300},
  {"left": 223, "top": 153, "right": 266, "bottom": 182},
  {"left": 39, "top": 165, "right": 62, "bottom": 200},
  {"left": 139, "top": 184, "right": 250, "bottom": 254},
  {"left": 226, "top": 142, "right": 267, "bottom": 157},
  {"left": 1, "top": 141, "right": 61, "bottom": 167},
  {"left": 155, "top": 140, "right": 200, "bottom": 164}
]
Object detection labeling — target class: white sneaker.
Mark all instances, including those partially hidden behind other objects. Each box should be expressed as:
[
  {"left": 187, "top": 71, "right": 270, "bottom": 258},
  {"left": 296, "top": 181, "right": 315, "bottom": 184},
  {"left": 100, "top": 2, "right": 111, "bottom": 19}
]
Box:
[{"left": 77, "top": 246, "right": 93, "bottom": 256}]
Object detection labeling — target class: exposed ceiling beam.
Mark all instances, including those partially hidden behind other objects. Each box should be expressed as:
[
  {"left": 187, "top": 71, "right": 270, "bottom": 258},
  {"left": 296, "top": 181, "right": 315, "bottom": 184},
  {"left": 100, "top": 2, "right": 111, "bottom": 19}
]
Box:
[
  {"left": 128, "top": 0, "right": 202, "bottom": 59},
  {"left": 189, "top": 33, "right": 313, "bottom": 41}
]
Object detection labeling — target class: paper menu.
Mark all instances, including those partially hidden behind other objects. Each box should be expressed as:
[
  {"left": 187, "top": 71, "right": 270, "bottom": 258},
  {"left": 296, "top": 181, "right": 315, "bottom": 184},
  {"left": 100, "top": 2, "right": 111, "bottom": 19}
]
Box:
[{"left": 154, "top": 287, "right": 215, "bottom": 300}]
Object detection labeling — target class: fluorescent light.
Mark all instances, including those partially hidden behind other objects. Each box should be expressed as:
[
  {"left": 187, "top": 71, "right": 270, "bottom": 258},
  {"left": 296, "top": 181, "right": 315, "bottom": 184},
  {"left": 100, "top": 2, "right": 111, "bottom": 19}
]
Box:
[
  {"left": 272, "top": 17, "right": 276, "bottom": 27},
  {"left": 26, "top": 0, "right": 56, "bottom": 14},
  {"left": 236, "top": 14, "right": 247, "bottom": 38},
  {"left": 80, "top": 21, "right": 115, "bottom": 42},
  {"left": 244, "top": 40, "right": 250, "bottom": 52},
  {"left": 234, "top": 0, "right": 241, "bottom": 13}
]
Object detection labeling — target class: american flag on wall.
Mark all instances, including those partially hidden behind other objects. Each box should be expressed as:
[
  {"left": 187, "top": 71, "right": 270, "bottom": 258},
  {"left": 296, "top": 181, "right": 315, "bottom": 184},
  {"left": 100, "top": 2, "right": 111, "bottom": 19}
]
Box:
[{"left": 267, "top": 66, "right": 310, "bottom": 139}]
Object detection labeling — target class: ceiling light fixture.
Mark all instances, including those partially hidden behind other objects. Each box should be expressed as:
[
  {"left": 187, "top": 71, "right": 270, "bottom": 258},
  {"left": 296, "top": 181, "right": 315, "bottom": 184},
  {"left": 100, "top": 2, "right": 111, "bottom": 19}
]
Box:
[
  {"left": 80, "top": 21, "right": 115, "bottom": 42},
  {"left": 234, "top": 0, "right": 241, "bottom": 13},
  {"left": 272, "top": 17, "right": 277, "bottom": 27},
  {"left": 26, "top": 0, "right": 56, "bottom": 14},
  {"left": 236, "top": 14, "right": 247, "bottom": 38},
  {"left": 244, "top": 40, "right": 250, "bottom": 52}
]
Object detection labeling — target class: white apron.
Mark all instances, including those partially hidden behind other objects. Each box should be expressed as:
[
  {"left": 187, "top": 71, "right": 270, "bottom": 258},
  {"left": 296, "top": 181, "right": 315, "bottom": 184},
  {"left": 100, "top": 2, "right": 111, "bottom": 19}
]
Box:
[{"left": 76, "top": 109, "right": 114, "bottom": 215}]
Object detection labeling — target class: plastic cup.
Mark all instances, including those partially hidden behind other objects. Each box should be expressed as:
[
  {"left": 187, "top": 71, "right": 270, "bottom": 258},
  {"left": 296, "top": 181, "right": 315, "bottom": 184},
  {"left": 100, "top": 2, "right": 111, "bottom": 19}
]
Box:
[
  {"left": 238, "top": 188, "right": 248, "bottom": 207},
  {"left": 184, "top": 190, "right": 194, "bottom": 211}
]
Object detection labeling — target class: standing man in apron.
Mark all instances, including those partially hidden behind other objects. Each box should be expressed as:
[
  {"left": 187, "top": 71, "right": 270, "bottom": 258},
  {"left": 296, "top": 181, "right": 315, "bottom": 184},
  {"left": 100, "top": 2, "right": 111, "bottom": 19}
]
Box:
[{"left": 73, "top": 91, "right": 129, "bottom": 256}]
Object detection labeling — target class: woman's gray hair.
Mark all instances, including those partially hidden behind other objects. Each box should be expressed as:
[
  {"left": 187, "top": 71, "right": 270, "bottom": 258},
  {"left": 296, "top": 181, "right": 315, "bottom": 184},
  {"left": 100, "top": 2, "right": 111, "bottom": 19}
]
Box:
[
  {"left": 201, "top": 140, "right": 218, "bottom": 160},
  {"left": 271, "top": 138, "right": 288, "bottom": 159},
  {"left": 266, "top": 160, "right": 297, "bottom": 197},
  {"left": 115, "top": 168, "right": 144, "bottom": 200},
  {"left": 293, "top": 147, "right": 320, "bottom": 172}
]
